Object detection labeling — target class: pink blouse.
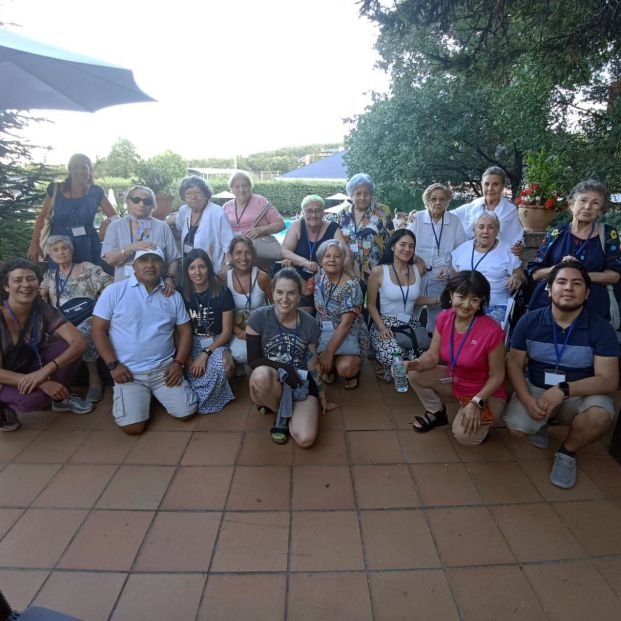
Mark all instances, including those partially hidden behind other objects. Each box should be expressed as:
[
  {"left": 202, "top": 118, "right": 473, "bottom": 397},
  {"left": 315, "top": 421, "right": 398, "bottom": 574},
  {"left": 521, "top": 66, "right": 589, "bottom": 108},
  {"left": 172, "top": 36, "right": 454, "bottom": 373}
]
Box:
[{"left": 222, "top": 194, "right": 282, "bottom": 235}]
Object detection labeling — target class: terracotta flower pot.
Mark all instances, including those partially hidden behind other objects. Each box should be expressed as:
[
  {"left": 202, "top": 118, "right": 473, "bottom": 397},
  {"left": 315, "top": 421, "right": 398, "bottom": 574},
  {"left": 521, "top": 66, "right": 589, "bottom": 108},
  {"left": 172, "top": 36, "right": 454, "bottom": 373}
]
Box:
[
  {"left": 518, "top": 206, "right": 556, "bottom": 232},
  {"left": 153, "top": 194, "right": 174, "bottom": 220}
]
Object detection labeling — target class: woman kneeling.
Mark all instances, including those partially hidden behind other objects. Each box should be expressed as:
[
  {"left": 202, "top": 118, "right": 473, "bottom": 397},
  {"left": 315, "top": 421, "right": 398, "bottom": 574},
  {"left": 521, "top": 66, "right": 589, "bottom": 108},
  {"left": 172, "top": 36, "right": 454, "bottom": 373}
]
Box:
[{"left": 405, "top": 271, "right": 506, "bottom": 445}]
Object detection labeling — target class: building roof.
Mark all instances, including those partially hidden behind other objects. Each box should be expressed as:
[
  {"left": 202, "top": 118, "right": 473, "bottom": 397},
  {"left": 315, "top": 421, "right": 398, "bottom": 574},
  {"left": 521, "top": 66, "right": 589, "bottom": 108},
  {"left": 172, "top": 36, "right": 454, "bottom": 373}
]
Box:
[{"left": 277, "top": 150, "right": 348, "bottom": 181}]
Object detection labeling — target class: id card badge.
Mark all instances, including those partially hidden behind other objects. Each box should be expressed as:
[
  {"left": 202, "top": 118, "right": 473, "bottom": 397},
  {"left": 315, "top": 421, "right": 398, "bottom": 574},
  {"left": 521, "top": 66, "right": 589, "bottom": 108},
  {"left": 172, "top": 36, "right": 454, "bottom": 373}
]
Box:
[
  {"left": 124, "top": 264, "right": 134, "bottom": 278},
  {"left": 544, "top": 369, "right": 566, "bottom": 386},
  {"left": 183, "top": 243, "right": 194, "bottom": 254},
  {"left": 349, "top": 242, "right": 359, "bottom": 253},
  {"left": 439, "top": 376, "right": 454, "bottom": 384},
  {"left": 71, "top": 226, "right": 87, "bottom": 237},
  {"left": 296, "top": 369, "right": 308, "bottom": 380},
  {"left": 321, "top": 321, "right": 333, "bottom": 331},
  {"left": 397, "top": 312, "right": 411, "bottom": 324},
  {"left": 200, "top": 336, "right": 214, "bottom": 349}
]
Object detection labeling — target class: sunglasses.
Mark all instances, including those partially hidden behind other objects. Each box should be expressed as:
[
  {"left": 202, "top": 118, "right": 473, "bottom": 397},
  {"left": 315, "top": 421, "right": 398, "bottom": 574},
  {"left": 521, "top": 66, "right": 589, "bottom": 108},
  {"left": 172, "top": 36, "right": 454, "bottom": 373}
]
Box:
[{"left": 128, "top": 196, "right": 154, "bottom": 207}]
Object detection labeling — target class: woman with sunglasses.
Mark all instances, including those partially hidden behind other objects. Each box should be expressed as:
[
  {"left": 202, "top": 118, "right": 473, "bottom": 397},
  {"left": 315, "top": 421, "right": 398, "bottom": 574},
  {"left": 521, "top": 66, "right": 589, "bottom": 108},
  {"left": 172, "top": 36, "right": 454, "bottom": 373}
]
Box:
[{"left": 102, "top": 185, "right": 180, "bottom": 295}]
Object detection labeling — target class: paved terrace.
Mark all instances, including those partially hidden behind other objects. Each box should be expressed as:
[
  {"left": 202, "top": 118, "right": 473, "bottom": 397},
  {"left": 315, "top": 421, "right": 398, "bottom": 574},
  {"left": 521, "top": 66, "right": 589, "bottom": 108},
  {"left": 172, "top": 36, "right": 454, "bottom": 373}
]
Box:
[{"left": 1, "top": 361, "right": 621, "bottom": 620}]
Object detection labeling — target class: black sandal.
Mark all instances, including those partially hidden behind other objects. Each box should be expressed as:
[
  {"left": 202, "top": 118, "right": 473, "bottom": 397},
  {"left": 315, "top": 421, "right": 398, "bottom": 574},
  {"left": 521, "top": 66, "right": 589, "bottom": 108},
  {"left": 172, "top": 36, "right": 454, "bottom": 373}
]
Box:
[
  {"left": 412, "top": 407, "right": 448, "bottom": 433},
  {"left": 257, "top": 405, "right": 274, "bottom": 416},
  {"left": 343, "top": 371, "right": 361, "bottom": 390},
  {"left": 270, "top": 425, "right": 289, "bottom": 444}
]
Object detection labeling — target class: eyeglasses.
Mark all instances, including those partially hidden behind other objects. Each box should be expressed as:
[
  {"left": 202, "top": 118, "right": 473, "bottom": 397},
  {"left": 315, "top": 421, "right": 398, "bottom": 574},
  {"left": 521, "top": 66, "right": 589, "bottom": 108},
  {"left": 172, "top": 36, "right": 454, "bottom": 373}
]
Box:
[
  {"left": 184, "top": 191, "right": 205, "bottom": 199},
  {"left": 128, "top": 196, "right": 154, "bottom": 207}
]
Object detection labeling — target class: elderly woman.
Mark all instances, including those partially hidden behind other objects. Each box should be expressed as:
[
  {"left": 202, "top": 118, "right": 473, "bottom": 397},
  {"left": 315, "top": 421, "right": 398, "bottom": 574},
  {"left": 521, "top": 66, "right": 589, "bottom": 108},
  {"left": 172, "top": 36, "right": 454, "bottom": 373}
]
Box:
[
  {"left": 40, "top": 236, "right": 111, "bottom": 402},
  {"left": 313, "top": 239, "right": 368, "bottom": 389},
  {"left": 0, "top": 259, "right": 93, "bottom": 431},
  {"left": 177, "top": 176, "right": 234, "bottom": 273},
  {"left": 452, "top": 166, "right": 524, "bottom": 251},
  {"left": 405, "top": 271, "right": 507, "bottom": 443},
  {"left": 247, "top": 268, "right": 326, "bottom": 446},
  {"left": 337, "top": 173, "right": 393, "bottom": 289},
  {"left": 409, "top": 183, "right": 467, "bottom": 332},
  {"left": 281, "top": 195, "right": 349, "bottom": 312},
  {"left": 180, "top": 249, "right": 236, "bottom": 414},
  {"left": 28, "top": 153, "right": 118, "bottom": 264},
  {"left": 222, "top": 236, "right": 272, "bottom": 364},
  {"left": 102, "top": 185, "right": 180, "bottom": 294},
  {"left": 451, "top": 212, "right": 524, "bottom": 326},
  {"left": 528, "top": 180, "right": 621, "bottom": 323}
]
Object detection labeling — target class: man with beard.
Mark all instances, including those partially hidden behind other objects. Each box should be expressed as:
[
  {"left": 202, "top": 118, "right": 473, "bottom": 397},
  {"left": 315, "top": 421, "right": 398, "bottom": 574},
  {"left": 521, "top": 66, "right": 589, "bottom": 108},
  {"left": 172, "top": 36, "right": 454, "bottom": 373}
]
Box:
[{"left": 505, "top": 260, "right": 618, "bottom": 488}]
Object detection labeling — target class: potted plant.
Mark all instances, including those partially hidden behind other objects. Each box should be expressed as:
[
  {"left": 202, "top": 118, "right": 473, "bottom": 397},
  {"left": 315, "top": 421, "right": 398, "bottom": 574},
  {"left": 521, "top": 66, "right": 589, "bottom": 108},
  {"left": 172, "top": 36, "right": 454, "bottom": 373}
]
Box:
[{"left": 135, "top": 152, "right": 187, "bottom": 220}]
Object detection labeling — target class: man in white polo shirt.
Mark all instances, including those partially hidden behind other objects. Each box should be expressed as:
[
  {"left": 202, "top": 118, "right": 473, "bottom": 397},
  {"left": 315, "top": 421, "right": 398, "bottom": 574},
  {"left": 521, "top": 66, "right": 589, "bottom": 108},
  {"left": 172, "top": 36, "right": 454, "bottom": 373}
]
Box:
[{"left": 92, "top": 246, "right": 197, "bottom": 433}]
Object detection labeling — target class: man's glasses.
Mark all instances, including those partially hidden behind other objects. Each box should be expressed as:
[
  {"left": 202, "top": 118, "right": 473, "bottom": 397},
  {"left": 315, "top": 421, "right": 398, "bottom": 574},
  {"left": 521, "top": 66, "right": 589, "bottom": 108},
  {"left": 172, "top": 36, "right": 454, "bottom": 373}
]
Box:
[{"left": 128, "top": 196, "right": 154, "bottom": 207}]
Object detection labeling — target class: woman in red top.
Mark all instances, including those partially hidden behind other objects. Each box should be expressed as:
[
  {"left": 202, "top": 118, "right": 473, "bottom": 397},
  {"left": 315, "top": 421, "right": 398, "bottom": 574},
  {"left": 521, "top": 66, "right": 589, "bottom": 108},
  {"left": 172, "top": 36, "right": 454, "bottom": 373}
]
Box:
[{"left": 405, "top": 270, "right": 506, "bottom": 445}]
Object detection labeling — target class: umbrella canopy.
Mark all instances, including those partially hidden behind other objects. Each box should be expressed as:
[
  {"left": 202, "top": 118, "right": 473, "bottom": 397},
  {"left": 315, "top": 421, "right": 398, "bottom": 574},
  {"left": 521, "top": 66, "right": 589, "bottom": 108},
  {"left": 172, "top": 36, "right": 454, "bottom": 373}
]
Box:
[
  {"left": 0, "top": 28, "right": 155, "bottom": 112},
  {"left": 211, "top": 191, "right": 235, "bottom": 199},
  {"left": 326, "top": 192, "right": 350, "bottom": 201}
]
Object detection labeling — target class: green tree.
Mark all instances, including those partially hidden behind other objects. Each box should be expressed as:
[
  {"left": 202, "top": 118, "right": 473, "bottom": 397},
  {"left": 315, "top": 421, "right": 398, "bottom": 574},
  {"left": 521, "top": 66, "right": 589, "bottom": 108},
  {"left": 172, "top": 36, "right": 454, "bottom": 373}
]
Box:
[
  {"left": 135, "top": 150, "right": 188, "bottom": 195},
  {"left": 97, "top": 138, "right": 141, "bottom": 178}
]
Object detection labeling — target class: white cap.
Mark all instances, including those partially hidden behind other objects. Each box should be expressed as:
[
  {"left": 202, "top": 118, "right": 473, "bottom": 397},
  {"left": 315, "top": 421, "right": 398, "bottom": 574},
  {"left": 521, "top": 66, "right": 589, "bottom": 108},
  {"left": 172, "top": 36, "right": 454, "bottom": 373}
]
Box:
[{"left": 133, "top": 246, "right": 165, "bottom": 263}]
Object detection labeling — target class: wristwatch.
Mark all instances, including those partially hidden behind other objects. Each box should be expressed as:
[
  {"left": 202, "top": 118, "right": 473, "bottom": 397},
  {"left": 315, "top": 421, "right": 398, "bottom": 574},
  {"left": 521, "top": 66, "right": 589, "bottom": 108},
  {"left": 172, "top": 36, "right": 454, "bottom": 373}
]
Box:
[
  {"left": 202, "top": 348, "right": 213, "bottom": 357},
  {"left": 106, "top": 360, "right": 120, "bottom": 370},
  {"left": 471, "top": 396, "right": 486, "bottom": 409},
  {"left": 557, "top": 382, "right": 570, "bottom": 399}
]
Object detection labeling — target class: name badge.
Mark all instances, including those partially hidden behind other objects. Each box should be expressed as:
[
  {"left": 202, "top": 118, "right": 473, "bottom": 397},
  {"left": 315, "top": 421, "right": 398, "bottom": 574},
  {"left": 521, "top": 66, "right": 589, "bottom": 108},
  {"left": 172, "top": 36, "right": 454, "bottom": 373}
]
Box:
[
  {"left": 349, "top": 243, "right": 359, "bottom": 253},
  {"left": 200, "top": 336, "right": 214, "bottom": 349},
  {"left": 183, "top": 243, "right": 194, "bottom": 254},
  {"left": 71, "top": 226, "right": 87, "bottom": 237},
  {"left": 322, "top": 320, "right": 333, "bottom": 331},
  {"left": 124, "top": 264, "right": 134, "bottom": 278},
  {"left": 544, "top": 369, "right": 566, "bottom": 386},
  {"left": 296, "top": 369, "right": 308, "bottom": 380},
  {"left": 439, "top": 376, "right": 454, "bottom": 384},
  {"left": 397, "top": 312, "right": 411, "bottom": 324}
]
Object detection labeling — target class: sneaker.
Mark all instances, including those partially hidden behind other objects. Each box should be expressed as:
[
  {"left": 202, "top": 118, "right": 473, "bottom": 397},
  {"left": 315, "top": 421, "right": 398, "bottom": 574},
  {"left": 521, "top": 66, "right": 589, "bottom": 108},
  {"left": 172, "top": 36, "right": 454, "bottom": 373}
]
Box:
[
  {"left": 529, "top": 425, "right": 549, "bottom": 449},
  {"left": 550, "top": 451, "right": 577, "bottom": 489},
  {"left": 52, "top": 395, "right": 94, "bottom": 415},
  {"left": 85, "top": 385, "right": 104, "bottom": 403},
  {"left": 0, "top": 407, "right": 21, "bottom": 432}
]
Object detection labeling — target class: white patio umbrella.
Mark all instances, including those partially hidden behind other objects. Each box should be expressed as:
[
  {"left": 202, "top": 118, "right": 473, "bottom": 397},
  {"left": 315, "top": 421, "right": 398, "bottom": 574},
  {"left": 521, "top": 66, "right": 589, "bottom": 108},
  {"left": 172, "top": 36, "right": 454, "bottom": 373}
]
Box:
[
  {"left": 211, "top": 191, "right": 235, "bottom": 199},
  {"left": 0, "top": 28, "right": 155, "bottom": 111},
  {"left": 326, "top": 192, "right": 350, "bottom": 201}
]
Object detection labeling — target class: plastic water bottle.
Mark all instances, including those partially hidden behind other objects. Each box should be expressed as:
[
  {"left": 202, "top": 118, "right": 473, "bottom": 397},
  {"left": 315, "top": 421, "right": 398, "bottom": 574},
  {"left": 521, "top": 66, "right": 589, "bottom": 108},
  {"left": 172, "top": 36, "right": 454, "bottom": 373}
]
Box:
[{"left": 392, "top": 351, "right": 408, "bottom": 393}]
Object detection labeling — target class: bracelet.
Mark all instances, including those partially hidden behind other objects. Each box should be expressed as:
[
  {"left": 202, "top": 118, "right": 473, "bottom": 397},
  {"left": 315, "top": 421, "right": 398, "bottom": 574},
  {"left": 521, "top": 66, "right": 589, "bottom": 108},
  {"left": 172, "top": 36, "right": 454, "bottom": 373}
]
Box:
[
  {"left": 50, "top": 359, "right": 60, "bottom": 372},
  {"left": 165, "top": 273, "right": 174, "bottom": 280},
  {"left": 172, "top": 358, "right": 184, "bottom": 368},
  {"left": 121, "top": 247, "right": 127, "bottom": 257}
]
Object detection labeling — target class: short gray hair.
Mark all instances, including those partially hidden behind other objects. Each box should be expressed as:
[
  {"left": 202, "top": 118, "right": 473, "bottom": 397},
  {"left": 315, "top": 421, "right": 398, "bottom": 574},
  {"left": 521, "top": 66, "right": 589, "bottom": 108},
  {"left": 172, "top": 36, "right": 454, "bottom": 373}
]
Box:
[
  {"left": 474, "top": 211, "right": 500, "bottom": 231},
  {"left": 44, "top": 235, "right": 74, "bottom": 256},
  {"left": 316, "top": 239, "right": 348, "bottom": 265},
  {"left": 482, "top": 166, "right": 506, "bottom": 185},
  {"left": 228, "top": 170, "right": 253, "bottom": 189}
]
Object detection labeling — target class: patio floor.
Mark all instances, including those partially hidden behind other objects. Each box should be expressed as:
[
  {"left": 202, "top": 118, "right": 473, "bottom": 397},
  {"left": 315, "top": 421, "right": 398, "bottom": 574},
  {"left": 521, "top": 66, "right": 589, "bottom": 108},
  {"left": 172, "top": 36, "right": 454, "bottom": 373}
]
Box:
[{"left": 1, "top": 361, "right": 621, "bottom": 620}]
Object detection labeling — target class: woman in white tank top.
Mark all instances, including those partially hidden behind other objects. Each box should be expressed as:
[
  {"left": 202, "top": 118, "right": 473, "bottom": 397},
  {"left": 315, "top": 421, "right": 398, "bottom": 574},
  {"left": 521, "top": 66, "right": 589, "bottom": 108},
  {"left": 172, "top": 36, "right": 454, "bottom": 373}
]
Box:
[{"left": 367, "top": 230, "right": 439, "bottom": 382}]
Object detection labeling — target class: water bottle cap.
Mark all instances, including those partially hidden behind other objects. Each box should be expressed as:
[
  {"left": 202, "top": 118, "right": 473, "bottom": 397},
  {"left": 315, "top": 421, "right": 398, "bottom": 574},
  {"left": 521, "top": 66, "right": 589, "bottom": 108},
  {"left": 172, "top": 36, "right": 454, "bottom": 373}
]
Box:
[{"left": 392, "top": 351, "right": 401, "bottom": 357}]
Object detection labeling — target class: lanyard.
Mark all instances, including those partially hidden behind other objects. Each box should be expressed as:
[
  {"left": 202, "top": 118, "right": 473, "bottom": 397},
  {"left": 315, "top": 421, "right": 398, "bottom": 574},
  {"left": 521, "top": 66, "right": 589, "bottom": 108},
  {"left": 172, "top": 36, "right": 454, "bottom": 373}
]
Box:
[
  {"left": 233, "top": 270, "right": 257, "bottom": 309},
  {"left": 305, "top": 221, "right": 322, "bottom": 261},
  {"left": 391, "top": 264, "right": 411, "bottom": 312},
  {"left": 564, "top": 223, "right": 595, "bottom": 260},
  {"left": 54, "top": 264, "right": 75, "bottom": 304},
  {"left": 320, "top": 271, "right": 342, "bottom": 309},
  {"left": 192, "top": 290, "right": 214, "bottom": 334},
  {"left": 431, "top": 217, "right": 444, "bottom": 252},
  {"left": 5, "top": 302, "right": 38, "bottom": 353},
  {"left": 550, "top": 308, "right": 578, "bottom": 370},
  {"left": 234, "top": 199, "right": 250, "bottom": 226},
  {"left": 449, "top": 314, "right": 477, "bottom": 373},
  {"left": 275, "top": 309, "right": 300, "bottom": 365},
  {"left": 470, "top": 241, "right": 495, "bottom": 271},
  {"left": 352, "top": 207, "right": 369, "bottom": 238}
]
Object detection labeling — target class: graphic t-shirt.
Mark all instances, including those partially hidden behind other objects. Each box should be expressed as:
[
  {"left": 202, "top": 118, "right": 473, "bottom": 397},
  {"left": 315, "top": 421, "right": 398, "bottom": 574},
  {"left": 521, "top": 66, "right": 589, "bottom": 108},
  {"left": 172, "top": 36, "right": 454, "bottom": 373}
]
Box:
[{"left": 182, "top": 286, "right": 235, "bottom": 337}]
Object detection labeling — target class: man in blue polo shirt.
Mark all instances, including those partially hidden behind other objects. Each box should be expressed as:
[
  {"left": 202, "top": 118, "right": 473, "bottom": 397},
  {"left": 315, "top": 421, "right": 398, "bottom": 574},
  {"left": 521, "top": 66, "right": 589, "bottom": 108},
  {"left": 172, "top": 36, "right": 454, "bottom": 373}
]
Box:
[
  {"left": 92, "top": 246, "right": 197, "bottom": 433},
  {"left": 505, "top": 260, "right": 618, "bottom": 488}
]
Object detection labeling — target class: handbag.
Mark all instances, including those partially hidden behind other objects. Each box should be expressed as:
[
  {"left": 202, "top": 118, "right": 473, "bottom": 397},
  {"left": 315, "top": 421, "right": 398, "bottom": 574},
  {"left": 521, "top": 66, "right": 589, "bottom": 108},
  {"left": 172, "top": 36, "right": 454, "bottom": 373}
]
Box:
[
  {"left": 58, "top": 297, "right": 95, "bottom": 327},
  {"left": 38, "top": 182, "right": 58, "bottom": 256},
  {"left": 598, "top": 225, "right": 620, "bottom": 330},
  {"left": 250, "top": 201, "right": 282, "bottom": 261}
]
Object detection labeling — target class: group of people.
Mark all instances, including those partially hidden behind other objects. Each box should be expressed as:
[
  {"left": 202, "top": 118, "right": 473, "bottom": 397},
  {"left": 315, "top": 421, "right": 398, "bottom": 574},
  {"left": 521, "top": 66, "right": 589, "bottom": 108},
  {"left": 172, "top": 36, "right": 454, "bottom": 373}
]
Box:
[{"left": 0, "top": 154, "right": 618, "bottom": 488}]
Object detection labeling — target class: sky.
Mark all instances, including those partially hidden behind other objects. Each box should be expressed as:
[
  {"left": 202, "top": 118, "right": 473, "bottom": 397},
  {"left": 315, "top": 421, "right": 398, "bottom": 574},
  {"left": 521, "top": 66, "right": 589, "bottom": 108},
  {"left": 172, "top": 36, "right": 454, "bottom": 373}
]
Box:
[{"left": 2, "top": 0, "right": 389, "bottom": 166}]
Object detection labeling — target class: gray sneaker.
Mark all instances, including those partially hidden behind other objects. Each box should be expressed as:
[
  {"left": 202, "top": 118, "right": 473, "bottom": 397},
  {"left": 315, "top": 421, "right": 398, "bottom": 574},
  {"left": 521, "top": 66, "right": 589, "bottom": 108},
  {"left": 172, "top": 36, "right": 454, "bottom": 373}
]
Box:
[
  {"left": 529, "top": 425, "right": 549, "bottom": 449},
  {"left": 550, "top": 451, "right": 577, "bottom": 489},
  {"left": 0, "top": 407, "right": 21, "bottom": 432},
  {"left": 52, "top": 395, "right": 94, "bottom": 415}
]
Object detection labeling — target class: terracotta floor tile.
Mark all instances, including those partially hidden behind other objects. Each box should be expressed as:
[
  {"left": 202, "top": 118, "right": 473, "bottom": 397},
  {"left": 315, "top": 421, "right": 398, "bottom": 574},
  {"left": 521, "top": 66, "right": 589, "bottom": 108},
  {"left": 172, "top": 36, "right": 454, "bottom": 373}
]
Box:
[
  {"left": 427, "top": 507, "right": 515, "bottom": 566},
  {"left": 348, "top": 430, "right": 404, "bottom": 464},
  {"left": 399, "top": 428, "right": 460, "bottom": 463},
  {"left": 68, "top": 430, "right": 137, "bottom": 464},
  {"left": 32, "top": 464, "right": 117, "bottom": 509},
  {"left": 33, "top": 571, "right": 126, "bottom": 621},
  {"left": 0, "top": 429, "right": 40, "bottom": 462},
  {"left": 520, "top": 459, "right": 604, "bottom": 501},
  {"left": 390, "top": 404, "right": 423, "bottom": 430},
  {"left": 338, "top": 380, "right": 386, "bottom": 405},
  {"left": 553, "top": 499, "right": 621, "bottom": 555},
  {"left": 369, "top": 570, "right": 459, "bottom": 621},
  {"left": 448, "top": 565, "right": 547, "bottom": 621},
  {"left": 290, "top": 510, "right": 364, "bottom": 571},
  {"left": 379, "top": 381, "right": 424, "bottom": 406},
  {"left": 244, "top": 407, "right": 277, "bottom": 431},
  {"left": 123, "top": 430, "right": 191, "bottom": 465},
  {"left": 449, "top": 430, "right": 514, "bottom": 462},
  {"left": 342, "top": 404, "right": 394, "bottom": 430},
  {"left": 198, "top": 574, "right": 286, "bottom": 621},
  {"left": 360, "top": 509, "right": 440, "bottom": 569},
  {"left": 593, "top": 557, "right": 621, "bottom": 599},
  {"left": 317, "top": 403, "right": 344, "bottom": 430},
  {"left": 111, "top": 573, "right": 205, "bottom": 621},
  {"left": 0, "top": 569, "right": 49, "bottom": 610},
  {"left": 292, "top": 466, "right": 354, "bottom": 509},
  {"left": 523, "top": 560, "right": 621, "bottom": 621},
  {"left": 17, "top": 410, "right": 60, "bottom": 429},
  {"left": 490, "top": 503, "right": 585, "bottom": 562},
  {"left": 95, "top": 465, "right": 175, "bottom": 510},
  {"left": 49, "top": 406, "right": 116, "bottom": 431},
  {"left": 211, "top": 511, "right": 289, "bottom": 571},
  {"left": 226, "top": 466, "right": 291, "bottom": 510},
  {"left": 578, "top": 456, "right": 621, "bottom": 499},
  {"left": 133, "top": 511, "right": 220, "bottom": 571},
  {"left": 287, "top": 573, "right": 373, "bottom": 621},
  {"left": 181, "top": 431, "right": 243, "bottom": 465},
  {"left": 145, "top": 407, "right": 197, "bottom": 431},
  {"left": 411, "top": 463, "right": 483, "bottom": 506},
  {"left": 194, "top": 402, "right": 250, "bottom": 431},
  {"left": 500, "top": 428, "right": 558, "bottom": 461},
  {"left": 237, "top": 432, "right": 294, "bottom": 466},
  {"left": 0, "top": 508, "right": 23, "bottom": 539},
  {"left": 13, "top": 430, "right": 89, "bottom": 464},
  {"left": 466, "top": 462, "right": 542, "bottom": 504},
  {"left": 160, "top": 465, "right": 233, "bottom": 510},
  {"left": 352, "top": 464, "right": 420, "bottom": 508},
  {"left": 0, "top": 463, "right": 61, "bottom": 508},
  {"left": 58, "top": 510, "right": 153, "bottom": 571},
  {"left": 0, "top": 508, "right": 86, "bottom": 568},
  {"left": 293, "top": 430, "right": 348, "bottom": 465}
]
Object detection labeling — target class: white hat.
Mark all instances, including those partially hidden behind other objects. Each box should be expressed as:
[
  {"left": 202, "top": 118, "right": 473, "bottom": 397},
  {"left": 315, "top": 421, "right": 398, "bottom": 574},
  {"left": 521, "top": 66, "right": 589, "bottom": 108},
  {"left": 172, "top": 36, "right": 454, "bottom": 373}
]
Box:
[{"left": 133, "top": 246, "right": 165, "bottom": 263}]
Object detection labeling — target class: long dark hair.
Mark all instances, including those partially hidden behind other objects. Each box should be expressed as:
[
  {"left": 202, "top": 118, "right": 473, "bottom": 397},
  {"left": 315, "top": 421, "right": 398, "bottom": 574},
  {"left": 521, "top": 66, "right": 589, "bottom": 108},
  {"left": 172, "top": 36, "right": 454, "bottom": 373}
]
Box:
[
  {"left": 379, "top": 229, "right": 417, "bottom": 265},
  {"left": 440, "top": 270, "right": 490, "bottom": 316},
  {"left": 183, "top": 249, "right": 223, "bottom": 300}
]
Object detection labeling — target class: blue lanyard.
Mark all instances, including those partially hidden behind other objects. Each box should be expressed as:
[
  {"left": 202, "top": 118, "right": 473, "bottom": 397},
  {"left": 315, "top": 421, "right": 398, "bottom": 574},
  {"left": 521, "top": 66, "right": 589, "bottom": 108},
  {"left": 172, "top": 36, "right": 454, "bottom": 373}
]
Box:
[
  {"left": 5, "top": 302, "right": 38, "bottom": 353},
  {"left": 320, "top": 271, "right": 342, "bottom": 309},
  {"left": 192, "top": 290, "right": 214, "bottom": 334},
  {"left": 275, "top": 310, "right": 300, "bottom": 365},
  {"left": 564, "top": 223, "right": 595, "bottom": 261},
  {"left": 449, "top": 315, "right": 477, "bottom": 373},
  {"left": 391, "top": 264, "right": 411, "bottom": 312},
  {"left": 470, "top": 241, "right": 494, "bottom": 271},
  {"left": 550, "top": 308, "right": 578, "bottom": 370},
  {"left": 431, "top": 217, "right": 444, "bottom": 252},
  {"left": 54, "top": 264, "right": 74, "bottom": 303}
]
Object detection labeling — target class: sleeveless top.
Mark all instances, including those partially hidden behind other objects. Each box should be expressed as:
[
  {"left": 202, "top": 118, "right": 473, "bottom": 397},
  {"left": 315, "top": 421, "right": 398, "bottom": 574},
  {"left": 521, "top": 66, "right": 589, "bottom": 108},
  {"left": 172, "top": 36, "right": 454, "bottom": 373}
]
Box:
[
  {"left": 294, "top": 220, "right": 339, "bottom": 280},
  {"left": 226, "top": 267, "right": 266, "bottom": 310},
  {"left": 379, "top": 264, "right": 421, "bottom": 317}
]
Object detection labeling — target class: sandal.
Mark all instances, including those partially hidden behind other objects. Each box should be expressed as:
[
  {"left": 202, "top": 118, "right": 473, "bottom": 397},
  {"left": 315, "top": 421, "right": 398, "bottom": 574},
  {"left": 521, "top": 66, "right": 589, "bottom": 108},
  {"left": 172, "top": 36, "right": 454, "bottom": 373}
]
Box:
[
  {"left": 322, "top": 371, "right": 336, "bottom": 385},
  {"left": 412, "top": 407, "right": 448, "bottom": 433},
  {"left": 270, "top": 426, "right": 289, "bottom": 444},
  {"left": 257, "top": 405, "right": 274, "bottom": 416},
  {"left": 343, "top": 371, "right": 361, "bottom": 390},
  {"left": 375, "top": 367, "right": 392, "bottom": 384}
]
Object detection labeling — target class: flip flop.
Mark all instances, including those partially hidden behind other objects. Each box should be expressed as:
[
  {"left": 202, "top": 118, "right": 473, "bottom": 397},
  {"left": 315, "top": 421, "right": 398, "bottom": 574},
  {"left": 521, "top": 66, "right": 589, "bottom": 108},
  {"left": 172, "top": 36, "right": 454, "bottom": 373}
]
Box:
[
  {"left": 322, "top": 371, "right": 336, "bottom": 384},
  {"left": 258, "top": 405, "right": 274, "bottom": 416},
  {"left": 343, "top": 371, "right": 361, "bottom": 390},
  {"left": 270, "top": 426, "right": 289, "bottom": 444}
]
